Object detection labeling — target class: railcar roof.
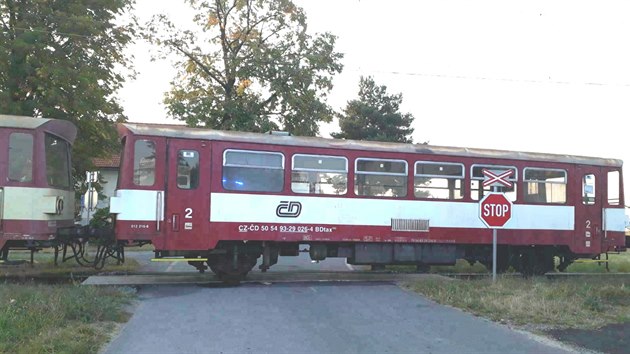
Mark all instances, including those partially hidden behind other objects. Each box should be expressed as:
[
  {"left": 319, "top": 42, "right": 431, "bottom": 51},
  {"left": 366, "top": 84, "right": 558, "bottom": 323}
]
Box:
[
  {"left": 0, "top": 115, "right": 77, "bottom": 143},
  {"left": 120, "top": 122, "right": 622, "bottom": 167},
  {"left": 0, "top": 115, "right": 51, "bottom": 129}
]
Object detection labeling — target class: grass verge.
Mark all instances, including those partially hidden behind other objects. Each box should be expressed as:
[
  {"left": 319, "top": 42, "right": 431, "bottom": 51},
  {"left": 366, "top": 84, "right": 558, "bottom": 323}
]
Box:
[
  {"left": 566, "top": 251, "right": 630, "bottom": 273},
  {"left": 0, "top": 250, "right": 140, "bottom": 277},
  {"left": 403, "top": 276, "right": 630, "bottom": 330},
  {"left": 389, "top": 250, "right": 630, "bottom": 274},
  {"left": 0, "top": 284, "right": 135, "bottom": 354}
]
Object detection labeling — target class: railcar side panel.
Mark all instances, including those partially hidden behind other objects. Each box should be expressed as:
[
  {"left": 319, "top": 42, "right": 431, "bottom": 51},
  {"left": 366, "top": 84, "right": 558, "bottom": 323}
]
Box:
[{"left": 205, "top": 140, "right": 588, "bottom": 250}]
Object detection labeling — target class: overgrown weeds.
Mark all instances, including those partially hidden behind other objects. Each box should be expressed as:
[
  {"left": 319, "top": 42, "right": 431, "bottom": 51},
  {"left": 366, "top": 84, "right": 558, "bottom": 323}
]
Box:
[
  {"left": 403, "top": 276, "right": 630, "bottom": 330},
  {"left": 390, "top": 251, "right": 630, "bottom": 274},
  {"left": 1, "top": 251, "right": 139, "bottom": 277},
  {"left": 0, "top": 284, "right": 135, "bottom": 354}
]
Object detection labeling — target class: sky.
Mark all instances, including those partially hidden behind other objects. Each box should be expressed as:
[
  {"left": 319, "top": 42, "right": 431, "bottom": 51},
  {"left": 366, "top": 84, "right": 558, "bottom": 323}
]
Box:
[{"left": 118, "top": 0, "right": 630, "bottom": 201}]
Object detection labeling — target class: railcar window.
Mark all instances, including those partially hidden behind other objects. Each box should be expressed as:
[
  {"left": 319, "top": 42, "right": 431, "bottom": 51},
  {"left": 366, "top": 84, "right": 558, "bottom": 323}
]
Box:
[
  {"left": 223, "top": 150, "right": 284, "bottom": 192},
  {"left": 470, "top": 165, "right": 517, "bottom": 201},
  {"left": 177, "top": 150, "right": 199, "bottom": 189},
  {"left": 607, "top": 171, "right": 620, "bottom": 205},
  {"left": 45, "top": 134, "right": 71, "bottom": 188},
  {"left": 355, "top": 158, "right": 407, "bottom": 197},
  {"left": 523, "top": 168, "right": 566, "bottom": 204},
  {"left": 133, "top": 140, "right": 156, "bottom": 186},
  {"left": 582, "top": 174, "right": 596, "bottom": 205},
  {"left": 291, "top": 154, "right": 347, "bottom": 195},
  {"left": 8, "top": 133, "right": 33, "bottom": 182},
  {"left": 414, "top": 161, "right": 464, "bottom": 199}
]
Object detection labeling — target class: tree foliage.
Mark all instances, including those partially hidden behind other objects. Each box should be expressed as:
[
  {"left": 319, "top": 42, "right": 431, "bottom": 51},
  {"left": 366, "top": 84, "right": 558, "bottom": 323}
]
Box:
[
  {"left": 146, "top": 0, "right": 343, "bottom": 136},
  {"left": 332, "top": 76, "right": 414, "bottom": 143},
  {"left": 0, "top": 0, "right": 135, "bottom": 181}
]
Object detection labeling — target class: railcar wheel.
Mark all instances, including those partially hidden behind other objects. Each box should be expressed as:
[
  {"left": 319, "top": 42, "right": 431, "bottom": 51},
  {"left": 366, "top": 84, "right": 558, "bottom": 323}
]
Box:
[
  {"left": 207, "top": 254, "right": 257, "bottom": 282},
  {"left": 415, "top": 263, "right": 431, "bottom": 273},
  {"left": 514, "top": 248, "right": 554, "bottom": 276},
  {"left": 481, "top": 250, "right": 509, "bottom": 273},
  {"left": 481, "top": 260, "right": 509, "bottom": 274},
  {"left": 532, "top": 249, "right": 555, "bottom": 275}
]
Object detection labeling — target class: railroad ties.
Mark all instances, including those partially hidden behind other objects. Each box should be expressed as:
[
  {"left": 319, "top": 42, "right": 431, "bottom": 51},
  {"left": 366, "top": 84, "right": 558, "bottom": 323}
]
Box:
[{"left": 81, "top": 271, "right": 448, "bottom": 286}]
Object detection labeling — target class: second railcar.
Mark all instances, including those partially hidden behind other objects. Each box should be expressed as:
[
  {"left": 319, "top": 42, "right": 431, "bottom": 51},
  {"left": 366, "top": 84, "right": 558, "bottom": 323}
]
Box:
[
  {"left": 0, "top": 115, "right": 76, "bottom": 260},
  {"left": 110, "top": 123, "right": 626, "bottom": 277}
]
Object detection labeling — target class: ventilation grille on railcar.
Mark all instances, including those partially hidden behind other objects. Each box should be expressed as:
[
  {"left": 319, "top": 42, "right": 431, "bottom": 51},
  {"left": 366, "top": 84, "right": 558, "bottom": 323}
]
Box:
[{"left": 391, "top": 218, "right": 430, "bottom": 232}]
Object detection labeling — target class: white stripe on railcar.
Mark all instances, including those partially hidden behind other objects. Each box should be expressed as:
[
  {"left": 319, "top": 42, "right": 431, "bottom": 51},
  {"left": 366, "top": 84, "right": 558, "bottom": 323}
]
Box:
[
  {"left": 604, "top": 208, "right": 626, "bottom": 232},
  {"left": 209, "top": 193, "right": 575, "bottom": 231},
  {"left": 2, "top": 187, "right": 74, "bottom": 220},
  {"left": 110, "top": 189, "right": 164, "bottom": 221}
]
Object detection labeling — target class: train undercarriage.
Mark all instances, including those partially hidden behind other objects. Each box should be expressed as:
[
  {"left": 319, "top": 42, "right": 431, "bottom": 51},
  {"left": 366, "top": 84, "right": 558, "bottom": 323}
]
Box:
[
  {"left": 2, "top": 236, "right": 618, "bottom": 283},
  {"left": 151, "top": 241, "right": 604, "bottom": 281}
]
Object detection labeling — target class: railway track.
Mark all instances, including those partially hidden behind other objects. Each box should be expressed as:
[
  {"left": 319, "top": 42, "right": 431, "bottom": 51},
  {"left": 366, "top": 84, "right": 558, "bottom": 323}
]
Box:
[{"left": 2, "top": 270, "right": 630, "bottom": 286}]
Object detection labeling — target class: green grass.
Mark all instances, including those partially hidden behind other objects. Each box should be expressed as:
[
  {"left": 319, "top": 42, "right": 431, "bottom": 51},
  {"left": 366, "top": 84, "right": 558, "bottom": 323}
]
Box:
[
  {"left": 403, "top": 276, "right": 630, "bottom": 330},
  {"left": 0, "top": 284, "right": 135, "bottom": 354},
  {"left": 0, "top": 250, "right": 139, "bottom": 277},
  {"left": 387, "top": 259, "right": 489, "bottom": 273},
  {"left": 565, "top": 251, "right": 630, "bottom": 273},
  {"left": 389, "top": 251, "right": 630, "bottom": 274}
]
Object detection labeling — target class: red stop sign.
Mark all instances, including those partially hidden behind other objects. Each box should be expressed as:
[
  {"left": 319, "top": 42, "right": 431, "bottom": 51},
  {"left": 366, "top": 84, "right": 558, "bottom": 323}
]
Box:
[{"left": 479, "top": 193, "right": 512, "bottom": 228}]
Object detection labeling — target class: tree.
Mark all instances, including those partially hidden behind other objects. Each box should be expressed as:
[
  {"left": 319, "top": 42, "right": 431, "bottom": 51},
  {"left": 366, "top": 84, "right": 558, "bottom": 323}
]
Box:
[
  {"left": 333, "top": 76, "right": 416, "bottom": 197},
  {"left": 0, "top": 0, "right": 135, "bottom": 181},
  {"left": 146, "top": 0, "right": 343, "bottom": 136},
  {"left": 332, "top": 76, "right": 414, "bottom": 143}
]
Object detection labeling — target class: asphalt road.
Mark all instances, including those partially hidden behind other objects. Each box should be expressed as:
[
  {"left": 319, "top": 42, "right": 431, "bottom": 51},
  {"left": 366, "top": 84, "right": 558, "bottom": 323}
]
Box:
[
  {"left": 104, "top": 252, "right": 573, "bottom": 354},
  {"left": 126, "top": 249, "right": 364, "bottom": 273}
]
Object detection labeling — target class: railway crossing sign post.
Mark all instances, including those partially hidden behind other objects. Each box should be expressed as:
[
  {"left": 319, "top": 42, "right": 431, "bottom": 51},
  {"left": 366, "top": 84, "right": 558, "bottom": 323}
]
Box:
[{"left": 479, "top": 169, "right": 514, "bottom": 282}]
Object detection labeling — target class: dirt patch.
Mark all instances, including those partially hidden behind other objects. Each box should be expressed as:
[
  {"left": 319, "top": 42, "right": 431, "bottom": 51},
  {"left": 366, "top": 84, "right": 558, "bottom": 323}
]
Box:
[{"left": 546, "top": 323, "right": 630, "bottom": 354}]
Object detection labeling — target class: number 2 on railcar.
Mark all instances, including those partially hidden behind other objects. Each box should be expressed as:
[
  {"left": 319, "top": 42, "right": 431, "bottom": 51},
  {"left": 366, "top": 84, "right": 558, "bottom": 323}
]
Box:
[{"left": 110, "top": 123, "right": 627, "bottom": 278}]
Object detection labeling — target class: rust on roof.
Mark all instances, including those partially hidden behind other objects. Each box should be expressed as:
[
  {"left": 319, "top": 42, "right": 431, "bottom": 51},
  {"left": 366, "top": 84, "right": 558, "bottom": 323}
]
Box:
[{"left": 92, "top": 154, "right": 120, "bottom": 168}]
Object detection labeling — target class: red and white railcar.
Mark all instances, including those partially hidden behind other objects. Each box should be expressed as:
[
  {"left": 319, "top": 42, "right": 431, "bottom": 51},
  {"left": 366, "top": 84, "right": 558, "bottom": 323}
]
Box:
[
  {"left": 110, "top": 123, "right": 626, "bottom": 277},
  {"left": 0, "top": 116, "right": 76, "bottom": 260}
]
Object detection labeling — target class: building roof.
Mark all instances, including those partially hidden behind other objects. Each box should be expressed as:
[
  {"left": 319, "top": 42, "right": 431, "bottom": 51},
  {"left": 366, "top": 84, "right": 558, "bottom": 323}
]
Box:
[
  {"left": 118, "top": 122, "right": 623, "bottom": 168},
  {"left": 92, "top": 154, "right": 120, "bottom": 168}
]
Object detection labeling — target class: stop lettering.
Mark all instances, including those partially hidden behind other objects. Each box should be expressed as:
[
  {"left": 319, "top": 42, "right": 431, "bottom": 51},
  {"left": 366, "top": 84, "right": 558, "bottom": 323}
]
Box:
[
  {"left": 482, "top": 203, "right": 510, "bottom": 217},
  {"left": 479, "top": 193, "right": 512, "bottom": 228}
]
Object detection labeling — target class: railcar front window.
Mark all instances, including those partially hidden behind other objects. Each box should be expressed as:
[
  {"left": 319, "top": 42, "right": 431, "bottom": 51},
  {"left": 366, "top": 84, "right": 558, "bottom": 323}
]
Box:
[
  {"left": 177, "top": 150, "right": 199, "bottom": 189},
  {"left": 355, "top": 158, "right": 407, "bottom": 197},
  {"left": 223, "top": 150, "right": 284, "bottom": 192},
  {"left": 523, "top": 168, "right": 566, "bottom": 204},
  {"left": 291, "top": 154, "right": 347, "bottom": 195},
  {"left": 415, "top": 161, "right": 464, "bottom": 199},
  {"left": 607, "top": 171, "right": 620, "bottom": 206},
  {"left": 133, "top": 140, "right": 156, "bottom": 186},
  {"left": 45, "top": 134, "right": 71, "bottom": 188},
  {"left": 8, "top": 133, "right": 33, "bottom": 182},
  {"left": 470, "top": 165, "right": 517, "bottom": 201}
]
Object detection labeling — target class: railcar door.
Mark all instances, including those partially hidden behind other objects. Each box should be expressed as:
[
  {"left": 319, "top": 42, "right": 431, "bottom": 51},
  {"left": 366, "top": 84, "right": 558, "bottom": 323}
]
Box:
[
  {"left": 164, "top": 139, "right": 210, "bottom": 250},
  {"left": 574, "top": 165, "right": 603, "bottom": 254}
]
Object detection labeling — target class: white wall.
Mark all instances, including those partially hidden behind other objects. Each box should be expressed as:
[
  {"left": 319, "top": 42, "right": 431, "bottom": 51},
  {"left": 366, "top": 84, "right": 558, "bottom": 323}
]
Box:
[{"left": 79, "top": 168, "right": 119, "bottom": 225}]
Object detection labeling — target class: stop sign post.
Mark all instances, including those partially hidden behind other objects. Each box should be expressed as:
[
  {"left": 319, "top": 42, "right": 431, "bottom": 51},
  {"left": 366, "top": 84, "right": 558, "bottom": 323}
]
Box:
[{"left": 479, "top": 168, "right": 514, "bottom": 282}]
